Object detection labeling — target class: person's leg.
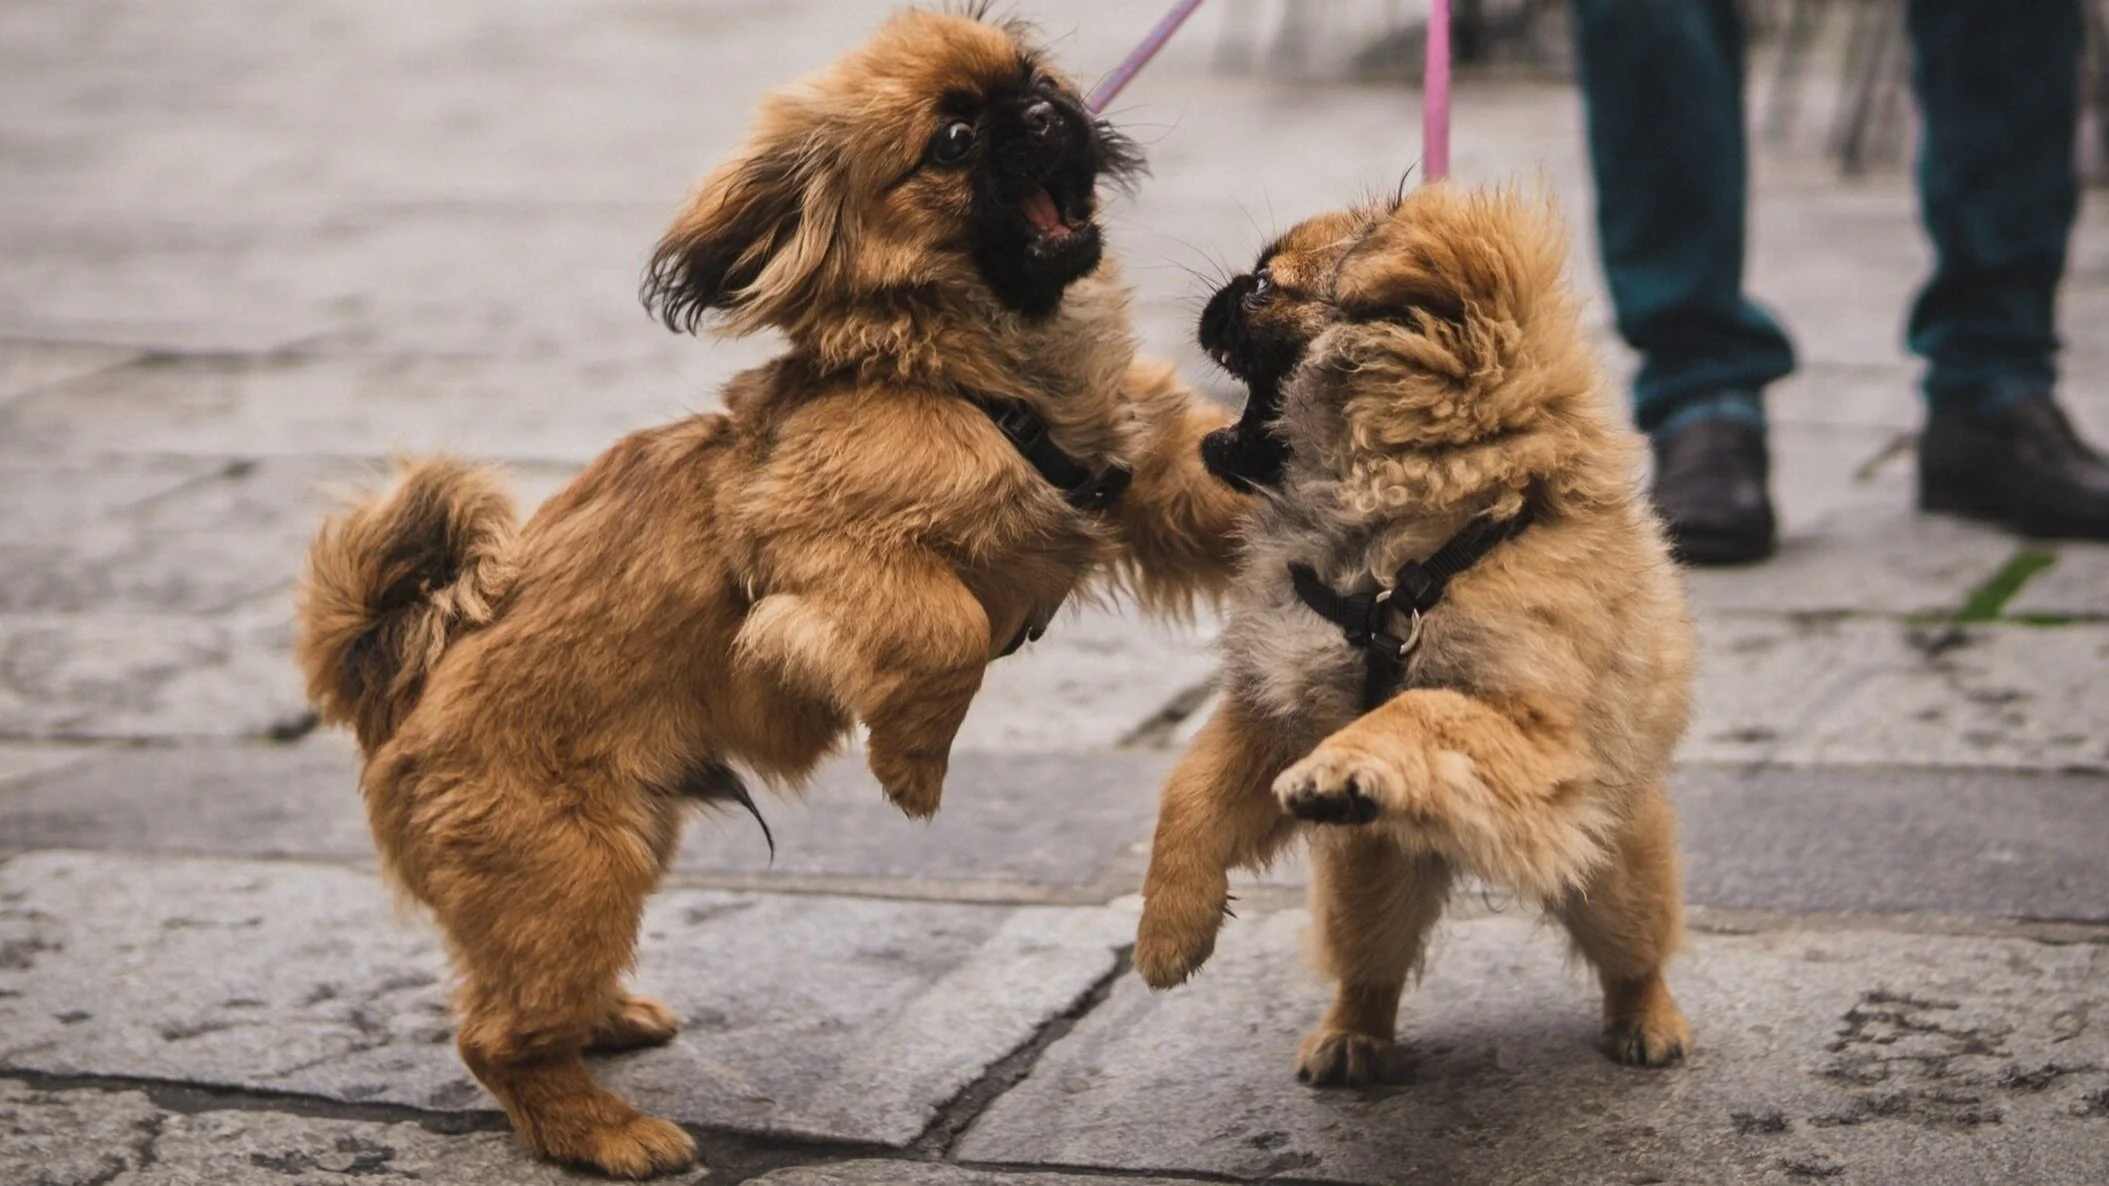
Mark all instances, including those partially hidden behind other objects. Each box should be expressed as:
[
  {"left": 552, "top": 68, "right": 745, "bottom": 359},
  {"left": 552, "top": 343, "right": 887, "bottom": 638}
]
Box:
[
  {"left": 1909, "top": 0, "right": 2109, "bottom": 539},
  {"left": 1570, "top": 0, "right": 1796, "bottom": 433},
  {"left": 1906, "top": 0, "right": 2078, "bottom": 410},
  {"left": 1571, "top": 0, "right": 1793, "bottom": 565}
]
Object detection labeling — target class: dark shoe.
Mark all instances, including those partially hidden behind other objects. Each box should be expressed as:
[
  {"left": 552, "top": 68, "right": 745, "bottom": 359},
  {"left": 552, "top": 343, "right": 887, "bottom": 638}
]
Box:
[
  {"left": 1650, "top": 418, "right": 1778, "bottom": 565},
  {"left": 1919, "top": 395, "right": 2109, "bottom": 540}
]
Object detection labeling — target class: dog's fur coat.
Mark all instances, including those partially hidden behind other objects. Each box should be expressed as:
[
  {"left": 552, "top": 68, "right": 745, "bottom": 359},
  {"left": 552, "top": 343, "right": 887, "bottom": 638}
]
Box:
[
  {"left": 295, "top": 14, "right": 1246, "bottom": 1176},
  {"left": 1134, "top": 185, "right": 1697, "bottom": 1085}
]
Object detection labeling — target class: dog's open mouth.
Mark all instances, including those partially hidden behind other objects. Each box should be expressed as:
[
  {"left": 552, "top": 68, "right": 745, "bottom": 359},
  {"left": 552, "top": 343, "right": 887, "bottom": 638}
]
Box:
[{"left": 1015, "top": 184, "right": 1092, "bottom": 251}]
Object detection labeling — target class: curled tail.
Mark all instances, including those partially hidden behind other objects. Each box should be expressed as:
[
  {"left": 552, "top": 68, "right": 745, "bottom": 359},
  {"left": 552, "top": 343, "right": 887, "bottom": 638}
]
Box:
[{"left": 295, "top": 457, "right": 521, "bottom": 754}]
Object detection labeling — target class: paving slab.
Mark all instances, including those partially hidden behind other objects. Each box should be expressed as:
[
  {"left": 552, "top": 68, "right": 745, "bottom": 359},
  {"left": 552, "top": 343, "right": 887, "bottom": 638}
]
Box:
[
  {"left": 0, "top": 737, "right": 374, "bottom": 860},
  {"left": 677, "top": 749, "right": 1167, "bottom": 888},
  {"left": 0, "top": 607, "right": 307, "bottom": 742},
  {"left": 1676, "top": 423, "right": 2013, "bottom": 616},
  {"left": 958, "top": 909, "right": 2109, "bottom": 1185},
  {"left": 0, "top": 743, "right": 94, "bottom": 792},
  {"left": 0, "top": 1080, "right": 606, "bottom": 1186},
  {"left": 953, "top": 606, "right": 1217, "bottom": 754},
  {"left": 1764, "top": 363, "right": 1924, "bottom": 431},
  {"left": 0, "top": 850, "right": 1131, "bottom": 1146},
  {"left": 0, "top": 340, "right": 139, "bottom": 403},
  {"left": 0, "top": 738, "right": 1168, "bottom": 894},
  {"left": 1674, "top": 764, "right": 2109, "bottom": 921},
  {"left": 0, "top": 351, "right": 747, "bottom": 465},
  {"left": 751, "top": 1163, "right": 1200, "bottom": 1186},
  {"left": 1685, "top": 614, "right": 2109, "bottom": 771},
  {"left": 2006, "top": 542, "right": 2109, "bottom": 620},
  {"left": 1, "top": 456, "right": 346, "bottom": 616}
]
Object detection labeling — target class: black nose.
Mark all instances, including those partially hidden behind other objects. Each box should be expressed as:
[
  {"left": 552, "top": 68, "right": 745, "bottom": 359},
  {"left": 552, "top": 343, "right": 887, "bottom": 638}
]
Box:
[
  {"left": 1198, "top": 277, "right": 1252, "bottom": 363},
  {"left": 1022, "top": 101, "right": 1062, "bottom": 146}
]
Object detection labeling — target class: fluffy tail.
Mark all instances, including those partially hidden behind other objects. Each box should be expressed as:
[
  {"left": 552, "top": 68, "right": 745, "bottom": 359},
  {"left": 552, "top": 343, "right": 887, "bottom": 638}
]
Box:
[{"left": 295, "top": 457, "right": 521, "bottom": 754}]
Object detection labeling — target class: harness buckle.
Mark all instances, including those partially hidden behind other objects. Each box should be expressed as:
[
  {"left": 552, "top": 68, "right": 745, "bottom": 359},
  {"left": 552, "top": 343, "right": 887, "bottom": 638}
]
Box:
[
  {"left": 1393, "top": 607, "right": 1425, "bottom": 660},
  {"left": 991, "top": 402, "right": 1047, "bottom": 451}
]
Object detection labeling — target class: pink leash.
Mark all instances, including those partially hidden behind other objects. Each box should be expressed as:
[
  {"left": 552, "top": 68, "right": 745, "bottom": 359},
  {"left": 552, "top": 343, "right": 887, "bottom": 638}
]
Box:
[
  {"left": 1087, "top": 0, "right": 1454, "bottom": 184},
  {"left": 1086, "top": 0, "right": 1209, "bottom": 113},
  {"left": 1423, "top": 0, "right": 1452, "bottom": 180}
]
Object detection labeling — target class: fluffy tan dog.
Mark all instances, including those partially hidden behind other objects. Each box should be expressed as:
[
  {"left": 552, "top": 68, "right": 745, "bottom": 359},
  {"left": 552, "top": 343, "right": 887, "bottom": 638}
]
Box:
[
  {"left": 1133, "top": 185, "right": 1696, "bottom": 1087},
  {"left": 293, "top": 13, "right": 1245, "bottom": 1177}
]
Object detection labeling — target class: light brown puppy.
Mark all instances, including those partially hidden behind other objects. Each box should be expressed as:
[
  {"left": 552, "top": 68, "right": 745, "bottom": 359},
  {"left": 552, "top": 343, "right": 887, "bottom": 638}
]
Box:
[
  {"left": 293, "top": 13, "right": 1246, "bottom": 1178},
  {"left": 1134, "top": 184, "right": 1696, "bottom": 1086}
]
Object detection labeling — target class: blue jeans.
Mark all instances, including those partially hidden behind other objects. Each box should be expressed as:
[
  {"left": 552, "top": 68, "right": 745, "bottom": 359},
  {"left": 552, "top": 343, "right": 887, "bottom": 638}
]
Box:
[{"left": 1570, "top": 0, "right": 2082, "bottom": 431}]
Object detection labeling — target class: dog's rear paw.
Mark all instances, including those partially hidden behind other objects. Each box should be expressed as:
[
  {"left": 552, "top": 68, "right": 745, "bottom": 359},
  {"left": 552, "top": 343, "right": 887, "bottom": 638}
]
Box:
[
  {"left": 1295, "top": 1028, "right": 1396, "bottom": 1087},
  {"left": 588, "top": 993, "right": 680, "bottom": 1054},
  {"left": 1603, "top": 1009, "right": 1691, "bottom": 1068},
  {"left": 1274, "top": 748, "right": 1392, "bottom": 825},
  {"left": 543, "top": 1114, "right": 697, "bottom": 1180},
  {"left": 869, "top": 748, "right": 946, "bottom": 820}
]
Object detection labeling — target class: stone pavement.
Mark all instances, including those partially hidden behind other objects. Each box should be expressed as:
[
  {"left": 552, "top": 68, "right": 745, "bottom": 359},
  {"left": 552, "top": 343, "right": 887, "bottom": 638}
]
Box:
[{"left": 3, "top": 1, "right": 2107, "bottom": 1183}]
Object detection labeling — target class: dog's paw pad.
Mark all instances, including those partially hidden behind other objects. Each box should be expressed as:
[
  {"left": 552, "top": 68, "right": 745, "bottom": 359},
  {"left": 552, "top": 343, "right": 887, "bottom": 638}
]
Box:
[
  {"left": 1275, "top": 758, "right": 1384, "bottom": 825},
  {"left": 1295, "top": 1029, "right": 1396, "bottom": 1088}
]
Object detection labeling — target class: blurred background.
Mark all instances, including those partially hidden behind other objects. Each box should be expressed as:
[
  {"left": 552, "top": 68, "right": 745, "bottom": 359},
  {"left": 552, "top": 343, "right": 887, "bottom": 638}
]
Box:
[{"left": 3, "top": 4, "right": 2107, "bottom": 1185}]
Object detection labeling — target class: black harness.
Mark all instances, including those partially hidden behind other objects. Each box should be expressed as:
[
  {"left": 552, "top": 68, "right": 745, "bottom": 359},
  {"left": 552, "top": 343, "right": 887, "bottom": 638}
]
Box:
[
  {"left": 1288, "top": 503, "right": 1536, "bottom": 709},
  {"left": 977, "top": 398, "right": 1133, "bottom": 656},
  {"left": 979, "top": 399, "right": 1133, "bottom": 512}
]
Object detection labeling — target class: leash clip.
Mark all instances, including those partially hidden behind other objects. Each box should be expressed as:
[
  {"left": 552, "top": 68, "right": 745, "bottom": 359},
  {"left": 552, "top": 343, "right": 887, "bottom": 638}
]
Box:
[{"left": 1368, "top": 589, "right": 1425, "bottom": 661}]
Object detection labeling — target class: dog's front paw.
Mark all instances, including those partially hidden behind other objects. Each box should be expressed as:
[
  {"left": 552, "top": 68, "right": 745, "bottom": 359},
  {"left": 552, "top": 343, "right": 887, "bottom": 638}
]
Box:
[
  {"left": 1603, "top": 1003, "right": 1692, "bottom": 1068},
  {"left": 1273, "top": 746, "right": 1395, "bottom": 825},
  {"left": 1296, "top": 1028, "right": 1397, "bottom": 1087},
  {"left": 538, "top": 1113, "right": 697, "bottom": 1180},
  {"left": 869, "top": 747, "right": 946, "bottom": 820},
  {"left": 1134, "top": 894, "right": 1224, "bottom": 990}
]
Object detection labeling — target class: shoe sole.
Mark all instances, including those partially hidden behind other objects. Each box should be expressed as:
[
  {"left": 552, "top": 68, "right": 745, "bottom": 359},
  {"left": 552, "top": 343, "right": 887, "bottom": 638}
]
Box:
[
  {"left": 1667, "top": 524, "right": 1777, "bottom": 567},
  {"left": 1919, "top": 484, "right": 2109, "bottom": 541}
]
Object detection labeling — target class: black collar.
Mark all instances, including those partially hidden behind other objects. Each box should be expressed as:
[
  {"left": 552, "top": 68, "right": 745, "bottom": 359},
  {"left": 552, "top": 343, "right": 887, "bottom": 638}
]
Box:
[
  {"left": 977, "top": 399, "right": 1132, "bottom": 513},
  {"left": 1288, "top": 501, "right": 1536, "bottom": 708}
]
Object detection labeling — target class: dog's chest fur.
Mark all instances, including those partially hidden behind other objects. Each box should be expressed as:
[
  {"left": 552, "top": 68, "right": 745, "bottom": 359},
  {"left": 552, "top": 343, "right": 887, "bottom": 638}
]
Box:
[{"left": 1217, "top": 481, "right": 1472, "bottom": 742}]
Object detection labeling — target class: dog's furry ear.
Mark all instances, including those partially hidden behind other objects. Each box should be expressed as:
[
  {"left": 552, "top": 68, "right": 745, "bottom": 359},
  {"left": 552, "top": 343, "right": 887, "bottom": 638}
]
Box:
[
  {"left": 642, "top": 141, "right": 844, "bottom": 335},
  {"left": 1332, "top": 185, "right": 1565, "bottom": 332}
]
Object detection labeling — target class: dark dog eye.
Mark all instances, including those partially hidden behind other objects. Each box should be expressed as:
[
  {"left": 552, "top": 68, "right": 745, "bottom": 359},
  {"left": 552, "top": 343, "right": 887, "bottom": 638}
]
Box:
[
  {"left": 1242, "top": 268, "right": 1274, "bottom": 309},
  {"left": 928, "top": 121, "right": 975, "bottom": 167}
]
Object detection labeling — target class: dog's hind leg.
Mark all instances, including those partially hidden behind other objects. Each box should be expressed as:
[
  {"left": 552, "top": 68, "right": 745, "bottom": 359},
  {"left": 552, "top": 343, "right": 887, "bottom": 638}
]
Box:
[
  {"left": 440, "top": 785, "right": 696, "bottom": 1179},
  {"left": 1296, "top": 832, "right": 1452, "bottom": 1088},
  {"left": 1553, "top": 781, "right": 1690, "bottom": 1068},
  {"left": 1271, "top": 688, "right": 1612, "bottom": 903},
  {"left": 1134, "top": 698, "right": 1305, "bottom": 989}
]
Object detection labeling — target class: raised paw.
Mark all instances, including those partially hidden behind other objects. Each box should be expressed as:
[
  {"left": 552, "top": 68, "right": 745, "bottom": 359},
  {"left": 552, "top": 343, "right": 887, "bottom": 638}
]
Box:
[
  {"left": 1273, "top": 746, "right": 1397, "bottom": 825},
  {"left": 1603, "top": 1009, "right": 1692, "bottom": 1068},
  {"left": 588, "top": 993, "right": 680, "bottom": 1054},
  {"left": 541, "top": 1114, "right": 697, "bottom": 1180},
  {"left": 1134, "top": 894, "right": 1224, "bottom": 990},
  {"left": 1296, "top": 1028, "right": 1397, "bottom": 1088}
]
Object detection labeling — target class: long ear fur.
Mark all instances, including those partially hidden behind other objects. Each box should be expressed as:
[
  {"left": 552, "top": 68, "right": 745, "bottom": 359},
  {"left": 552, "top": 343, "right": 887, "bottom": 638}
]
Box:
[
  {"left": 641, "top": 137, "right": 845, "bottom": 336},
  {"left": 1333, "top": 184, "right": 1566, "bottom": 337}
]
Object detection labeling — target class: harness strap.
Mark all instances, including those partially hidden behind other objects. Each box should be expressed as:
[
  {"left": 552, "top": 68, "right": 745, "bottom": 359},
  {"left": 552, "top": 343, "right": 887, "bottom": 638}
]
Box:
[
  {"left": 979, "top": 399, "right": 1134, "bottom": 513},
  {"left": 1288, "top": 501, "right": 1536, "bottom": 708},
  {"left": 976, "top": 399, "right": 1130, "bottom": 658}
]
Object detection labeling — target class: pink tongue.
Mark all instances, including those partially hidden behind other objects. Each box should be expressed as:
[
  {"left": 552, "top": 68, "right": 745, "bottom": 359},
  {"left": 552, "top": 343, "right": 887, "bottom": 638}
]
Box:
[{"left": 1021, "top": 188, "right": 1071, "bottom": 237}]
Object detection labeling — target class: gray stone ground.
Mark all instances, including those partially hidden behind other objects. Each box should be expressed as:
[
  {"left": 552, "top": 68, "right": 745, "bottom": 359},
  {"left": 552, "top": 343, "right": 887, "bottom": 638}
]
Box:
[{"left": 3, "top": 1, "right": 2108, "bottom": 1183}]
